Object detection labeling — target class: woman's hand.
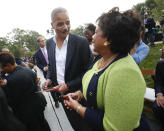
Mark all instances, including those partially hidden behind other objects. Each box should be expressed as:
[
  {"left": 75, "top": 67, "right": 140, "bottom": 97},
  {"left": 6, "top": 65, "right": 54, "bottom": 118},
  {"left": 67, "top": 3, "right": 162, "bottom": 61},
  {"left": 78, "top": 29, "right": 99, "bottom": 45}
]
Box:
[
  {"left": 64, "top": 96, "right": 81, "bottom": 110},
  {"left": 64, "top": 95, "right": 86, "bottom": 118},
  {"left": 62, "top": 90, "right": 83, "bottom": 101}
]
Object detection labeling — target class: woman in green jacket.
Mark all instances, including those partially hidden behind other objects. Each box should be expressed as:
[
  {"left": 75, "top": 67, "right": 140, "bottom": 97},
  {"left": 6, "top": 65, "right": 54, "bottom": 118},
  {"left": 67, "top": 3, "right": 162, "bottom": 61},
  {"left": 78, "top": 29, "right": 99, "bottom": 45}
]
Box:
[{"left": 64, "top": 7, "right": 147, "bottom": 131}]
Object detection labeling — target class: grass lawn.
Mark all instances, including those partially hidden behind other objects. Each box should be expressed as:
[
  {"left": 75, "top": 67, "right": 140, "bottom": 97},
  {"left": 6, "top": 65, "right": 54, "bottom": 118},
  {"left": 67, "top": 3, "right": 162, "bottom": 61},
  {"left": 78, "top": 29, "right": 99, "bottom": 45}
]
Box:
[
  {"left": 139, "top": 42, "right": 163, "bottom": 123},
  {"left": 139, "top": 43, "right": 163, "bottom": 88}
]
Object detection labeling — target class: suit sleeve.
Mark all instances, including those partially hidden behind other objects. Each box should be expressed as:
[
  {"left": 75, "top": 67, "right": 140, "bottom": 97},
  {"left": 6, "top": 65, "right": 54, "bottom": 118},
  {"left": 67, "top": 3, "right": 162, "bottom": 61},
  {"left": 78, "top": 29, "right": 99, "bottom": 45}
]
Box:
[
  {"left": 67, "top": 38, "right": 93, "bottom": 91},
  {"left": 35, "top": 52, "right": 45, "bottom": 71},
  {"left": 46, "top": 65, "right": 51, "bottom": 80},
  {"left": 84, "top": 107, "right": 104, "bottom": 130},
  {"left": 154, "top": 61, "right": 164, "bottom": 96},
  {"left": 46, "top": 40, "right": 52, "bottom": 80}
]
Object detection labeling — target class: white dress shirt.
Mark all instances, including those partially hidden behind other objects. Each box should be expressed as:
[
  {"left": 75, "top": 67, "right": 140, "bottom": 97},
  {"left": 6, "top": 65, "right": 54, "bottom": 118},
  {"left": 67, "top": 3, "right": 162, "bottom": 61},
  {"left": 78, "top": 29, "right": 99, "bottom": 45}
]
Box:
[{"left": 53, "top": 35, "right": 69, "bottom": 84}]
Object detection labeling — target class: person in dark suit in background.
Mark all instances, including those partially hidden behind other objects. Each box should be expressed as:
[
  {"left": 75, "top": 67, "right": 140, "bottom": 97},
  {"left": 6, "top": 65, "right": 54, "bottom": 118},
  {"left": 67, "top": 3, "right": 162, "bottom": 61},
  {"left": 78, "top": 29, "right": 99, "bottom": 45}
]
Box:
[
  {"left": 0, "top": 52, "right": 50, "bottom": 131},
  {"left": 144, "top": 13, "right": 156, "bottom": 47},
  {"left": 0, "top": 86, "right": 26, "bottom": 131},
  {"left": 34, "top": 36, "right": 49, "bottom": 78},
  {"left": 43, "top": 7, "right": 93, "bottom": 131},
  {"left": 84, "top": 23, "right": 98, "bottom": 56},
  {"left": 160, "top": 16, "right": 164, "bottom": 44},
  {"left": 153, "top": 60, "right": 164, "bottom": 131}
]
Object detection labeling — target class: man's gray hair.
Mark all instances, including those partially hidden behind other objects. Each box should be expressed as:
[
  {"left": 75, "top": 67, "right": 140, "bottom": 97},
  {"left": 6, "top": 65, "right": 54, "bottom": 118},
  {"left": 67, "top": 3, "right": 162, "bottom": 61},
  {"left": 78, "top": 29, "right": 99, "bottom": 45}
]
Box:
[{"left": 51, "top": 7, "right": 68, "bottom": 22}]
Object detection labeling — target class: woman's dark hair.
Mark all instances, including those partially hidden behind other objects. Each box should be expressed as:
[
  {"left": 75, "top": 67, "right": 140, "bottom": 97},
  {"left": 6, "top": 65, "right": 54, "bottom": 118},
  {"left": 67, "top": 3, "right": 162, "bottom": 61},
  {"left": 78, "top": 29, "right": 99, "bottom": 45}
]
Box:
[
  {"left": 0, "top": 53, "right": 15, "bottom": 67},
  {"left": 85, "top": 23, "right": 96, "bottom": 34},
  {"left": 97, "top": 7, "right": 141, "bottom": 55}
]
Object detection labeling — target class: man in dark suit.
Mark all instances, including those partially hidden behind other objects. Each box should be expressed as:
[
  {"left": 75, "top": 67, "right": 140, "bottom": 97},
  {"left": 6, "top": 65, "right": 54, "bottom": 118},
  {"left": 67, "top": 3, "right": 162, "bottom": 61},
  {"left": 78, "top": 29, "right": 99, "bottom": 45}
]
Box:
[
  {"left": 0, "top": 87, "right": 26, "bottom": 131},
  {"left": 34, "top": 37, "right": 49, "bottom": 78},
  {"left": 153, "top": 60, "right": 164, "bottom": 131},
  {"left": 43, "top": 7, "right": 93, "bottom": 131},
  {"left": 0, "top": 52, "right": 50, "bottom": 131},
  {"left": 144, "top": 13, "right": 156, "bottom": 47}
]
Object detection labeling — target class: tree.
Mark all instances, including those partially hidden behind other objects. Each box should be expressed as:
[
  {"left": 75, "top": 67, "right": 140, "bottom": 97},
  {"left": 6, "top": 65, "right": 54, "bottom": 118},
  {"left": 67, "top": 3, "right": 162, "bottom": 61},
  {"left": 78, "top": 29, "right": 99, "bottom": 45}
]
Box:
[
  {"left": 133, "top": 3, "right": 147, "bottom": 20},
  {"left": 145, "top": 0, "right": 157, "bottom": 10},
  {"left": 6, "top": 28, "right": 43, "bottom": 58},
  {"left": 133, "top": 0, "right": 163, "bottom": 22},
  {"left": 151, "top": 0, "right": 164, "bottom": 21},
  {"left": 70, "top": 25, "right": 85, "bottom": 36},
  {"left": 0, "top": 37, "right": 8, "bottom": 51}
]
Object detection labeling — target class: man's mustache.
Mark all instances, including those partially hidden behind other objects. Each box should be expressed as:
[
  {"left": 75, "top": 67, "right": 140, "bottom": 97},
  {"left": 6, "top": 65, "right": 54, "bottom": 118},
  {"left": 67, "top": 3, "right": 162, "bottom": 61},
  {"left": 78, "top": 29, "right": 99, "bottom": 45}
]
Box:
[{"left": 62, "top": 29, "right": 69, "bottom": 33}]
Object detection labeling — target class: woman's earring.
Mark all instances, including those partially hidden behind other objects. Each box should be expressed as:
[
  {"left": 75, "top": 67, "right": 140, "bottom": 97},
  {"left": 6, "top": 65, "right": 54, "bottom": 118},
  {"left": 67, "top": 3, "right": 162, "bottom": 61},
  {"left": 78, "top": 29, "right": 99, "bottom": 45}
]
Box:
[{"left": 104, "top": 42, "right": 108, "bottom": 46}]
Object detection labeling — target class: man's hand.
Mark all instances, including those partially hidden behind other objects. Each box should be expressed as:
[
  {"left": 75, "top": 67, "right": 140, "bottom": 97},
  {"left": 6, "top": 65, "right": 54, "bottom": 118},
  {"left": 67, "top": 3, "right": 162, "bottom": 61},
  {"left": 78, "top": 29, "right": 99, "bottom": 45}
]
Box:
[
  {"left": 156, "top": 94, "right": 164, "bottom": 109},
  {"left": 43, "top": 66, "right": 48, "bottom": 71},
  {"left": 52, "top": 83, "right": 68, "bottom": 94},
  {"left": 42, "top": 79, "right": 52, "bottom": 88},
  {"left": 0, "top": 79, "right": 7, "bottom": 86}
]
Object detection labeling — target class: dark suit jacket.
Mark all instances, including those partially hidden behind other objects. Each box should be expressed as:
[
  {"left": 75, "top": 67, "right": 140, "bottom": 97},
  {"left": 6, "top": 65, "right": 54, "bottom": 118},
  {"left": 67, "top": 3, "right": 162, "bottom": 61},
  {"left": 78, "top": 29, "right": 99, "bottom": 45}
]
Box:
[
  {"left": 154, "top": 60, "right": 164, "bottom": 96},
  {"left": 47, "top": 34, "right": 93, "bottom": 92},
  {"left": 6, "top": 66, "right": 46, "bottom": 122},
  {"left": 0, "top": 88, "right": 26, "bottom": 131},
  {"left": 145, "top": 17, "right": 156, "bottom": 31},
  {"left": 34, "top": 48, "right": 48, "bottom": 78}
]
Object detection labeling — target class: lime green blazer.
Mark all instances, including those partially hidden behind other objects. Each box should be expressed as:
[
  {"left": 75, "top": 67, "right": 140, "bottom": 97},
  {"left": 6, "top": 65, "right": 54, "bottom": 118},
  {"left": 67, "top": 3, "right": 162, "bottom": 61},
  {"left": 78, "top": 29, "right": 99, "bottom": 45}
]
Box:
[{"left": 82, "top": 55, "right": 146, "bottom": 131}]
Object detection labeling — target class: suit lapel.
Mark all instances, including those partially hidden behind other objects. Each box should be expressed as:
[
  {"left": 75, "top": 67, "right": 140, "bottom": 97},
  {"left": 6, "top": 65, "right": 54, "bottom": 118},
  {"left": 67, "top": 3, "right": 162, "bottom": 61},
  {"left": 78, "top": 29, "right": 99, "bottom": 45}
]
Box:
[
  {"left": 47, "top": 38, "right": 56, "bottom": 65},
  {"left": 39, "top": 49, "right": 46, "bottom": 63},
  {"left": 65, "top": 34, "right": 75, "bottom": 74}
]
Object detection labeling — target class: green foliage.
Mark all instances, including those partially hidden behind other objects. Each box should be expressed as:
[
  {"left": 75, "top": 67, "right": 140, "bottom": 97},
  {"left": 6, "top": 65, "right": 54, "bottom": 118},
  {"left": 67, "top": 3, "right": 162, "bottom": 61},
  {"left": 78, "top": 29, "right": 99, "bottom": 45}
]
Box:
[
  {"left": 70, "top": 25, "right": 85, "bottom": 36},
  {"left": 151, "top": 0, "right": 164, "bottom": 21},
  {"left": 145, "top": 0, "right": 157, "bottom": 10},
  {"left": 133, "top": 3, "right": 147, "bottom": 20},
  {"left": 133, "top": 0, "right": 164, "bottom": 22},
  {"left": 1, "top": 28, "right": 43, "bottom": 58},
  {"left": 0, "top": 37, "right": 8, "bottom": 51},
  {"left": 139, "top": 43, "right": 163, "bottom": 88}
]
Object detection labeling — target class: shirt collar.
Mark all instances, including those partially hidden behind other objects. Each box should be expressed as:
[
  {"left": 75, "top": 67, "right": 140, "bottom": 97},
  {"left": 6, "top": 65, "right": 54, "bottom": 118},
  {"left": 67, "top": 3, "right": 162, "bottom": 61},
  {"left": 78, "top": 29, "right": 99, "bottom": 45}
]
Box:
[
  {"left": 40, "top": 46, "right": 46, "bottom": 50},
  {"left": 53, "top": 34, "right": 69, "bottom": 45}
]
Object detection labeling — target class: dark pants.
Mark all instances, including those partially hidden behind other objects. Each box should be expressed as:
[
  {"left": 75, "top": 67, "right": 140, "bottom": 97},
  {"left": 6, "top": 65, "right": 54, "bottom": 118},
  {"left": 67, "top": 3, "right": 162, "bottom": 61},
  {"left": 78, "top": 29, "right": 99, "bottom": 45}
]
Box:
[
  {"left": 134, "top": 113, "right": 151, "bottom": 131},
  {"left": 17, "top": 112, "right": 50, "bottom": 131},
  {"left": 51, "top": 91, "right": 92, "bottom": 130},
  {"left": 144, "top": 31, "right": 155, "bottom": 46},
  {"left": 153, "top": 100, "right": 164, "bottom": 129},
  {"left": 61, "top": 99, "right": 92, "bottom": 131},
  {"left": 43, "top": 71, "right": 47, "bottom": 79},
  {"left": 51, "top": 91, "right": 60, "bottom": 103}
]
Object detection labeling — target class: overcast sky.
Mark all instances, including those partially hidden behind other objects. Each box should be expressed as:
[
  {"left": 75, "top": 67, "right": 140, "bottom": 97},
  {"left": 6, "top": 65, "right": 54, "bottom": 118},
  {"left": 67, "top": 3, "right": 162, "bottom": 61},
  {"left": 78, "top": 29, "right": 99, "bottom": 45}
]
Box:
[{"left": 0, "top": 0, "right": 145, "bottom": 38}]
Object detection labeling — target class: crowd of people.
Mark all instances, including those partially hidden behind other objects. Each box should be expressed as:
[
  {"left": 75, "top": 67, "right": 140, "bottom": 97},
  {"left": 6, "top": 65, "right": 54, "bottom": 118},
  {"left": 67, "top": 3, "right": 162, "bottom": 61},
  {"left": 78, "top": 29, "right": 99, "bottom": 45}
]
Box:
[{"left": 0, "top": 6, "right": 164, "bottom": 131}]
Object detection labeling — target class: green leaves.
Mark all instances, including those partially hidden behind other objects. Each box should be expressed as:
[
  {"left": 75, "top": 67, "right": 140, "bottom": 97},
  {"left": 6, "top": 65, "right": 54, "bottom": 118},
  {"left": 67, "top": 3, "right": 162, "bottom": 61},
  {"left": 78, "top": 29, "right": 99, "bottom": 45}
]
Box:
[
  {"left": 0, "top": 28, "right": 42, "bottom": 58},
  {"left": 133, "top": 0, "right": 164, "bottom": 22},
  {"left": 70, "top": 25, "right": 85, "bottom": 36}
]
